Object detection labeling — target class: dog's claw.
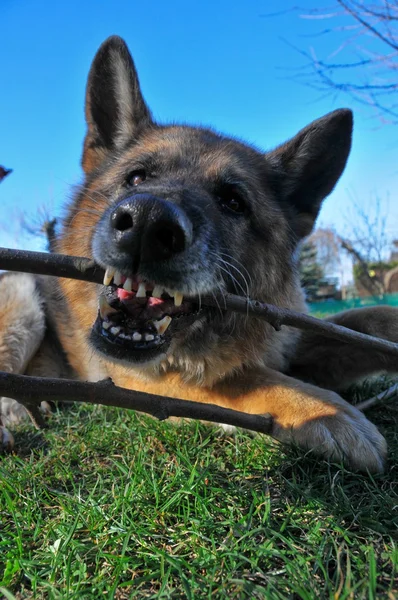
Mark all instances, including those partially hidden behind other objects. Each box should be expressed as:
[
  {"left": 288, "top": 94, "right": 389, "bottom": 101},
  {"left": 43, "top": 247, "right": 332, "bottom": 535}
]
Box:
[{"left": 0, "top": 425, "right": 14, "bottom": 452}]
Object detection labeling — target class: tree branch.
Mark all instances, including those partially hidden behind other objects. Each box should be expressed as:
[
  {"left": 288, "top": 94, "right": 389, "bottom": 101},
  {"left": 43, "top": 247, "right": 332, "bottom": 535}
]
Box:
[
  {"left": 336, "top": 0, "right": 398, "bottom": 51},
  {"left": 356, "top": 382, "right": 398, "bottom": 411},
  {"left": 339, "top": 237, "right": 385, "bottom": 297},
  {"left": 0, "top": 372, "right": 274, "bottom": 435},
  {"left": 0, "top": 247, "right": 397, "bottom": 357},
  {"left": 273, "top": 3, "right": 398, "bottom": 124}
]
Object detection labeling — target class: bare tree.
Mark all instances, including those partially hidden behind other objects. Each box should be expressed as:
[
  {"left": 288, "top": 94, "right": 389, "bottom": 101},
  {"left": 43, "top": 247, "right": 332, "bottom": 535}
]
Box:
[
  {"left": 282, "top": 1, "right": 398, "bottom": 124},
  {"left": 18, "top": 205, "right": 58, "bottom": 252},
  {"left": 309, "top": 227, "right": 342, "bottom": 275},
  {"left": 309, "top": 197, "right": 394, "bottom": 297}
]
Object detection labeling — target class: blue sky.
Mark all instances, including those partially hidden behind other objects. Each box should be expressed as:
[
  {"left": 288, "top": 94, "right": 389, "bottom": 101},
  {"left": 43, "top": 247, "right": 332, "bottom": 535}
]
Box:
[{"left": 1, "top": 0, "right": 397, "bottom": 262}]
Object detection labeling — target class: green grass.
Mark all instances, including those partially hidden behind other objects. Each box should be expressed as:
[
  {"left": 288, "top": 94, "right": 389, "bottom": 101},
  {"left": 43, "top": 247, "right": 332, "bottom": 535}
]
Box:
[{"left": 1, "top": 379, "right": 397, "bottom": 599}]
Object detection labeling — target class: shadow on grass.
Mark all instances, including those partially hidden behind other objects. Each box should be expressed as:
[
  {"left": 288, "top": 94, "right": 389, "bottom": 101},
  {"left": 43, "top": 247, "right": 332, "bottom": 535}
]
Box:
[
  {"left": 10, "top": 427, "right": 49, "bottom": 458},
  {"left": 4, "top": 377, "right": 398, "bottom": 535}
]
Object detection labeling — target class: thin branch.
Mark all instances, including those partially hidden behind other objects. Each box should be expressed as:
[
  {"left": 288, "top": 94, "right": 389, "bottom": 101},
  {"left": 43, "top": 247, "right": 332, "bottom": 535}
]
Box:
[
  {"left": 0, "top": 246, "right": 102, "bottom": 283},
  {"left": 203, "top": 293, "right": 398, "bottom": 356},
  {"left": 0, "top": 371, "right": 394, "bottom": 434},
  {"left": 272, "top": 3, "right": 398, "bottom": 124},
  {"left": 336, "top": 0, "right": 398, "bottom": 51},
  {"left": 356, "top": 382, "right": 398, "bottom": 410},
  {"left": 0, "top": 372, "right": 274, "bottom": 435},
  {"left": 0, "top": 247, "right": 397, "bottom": 357}
]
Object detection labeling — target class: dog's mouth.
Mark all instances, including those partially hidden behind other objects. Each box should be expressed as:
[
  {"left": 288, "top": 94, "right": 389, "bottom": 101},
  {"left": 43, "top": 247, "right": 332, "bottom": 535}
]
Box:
[{"left": 90, "top": 267, "right": 202, "bottom": 363}]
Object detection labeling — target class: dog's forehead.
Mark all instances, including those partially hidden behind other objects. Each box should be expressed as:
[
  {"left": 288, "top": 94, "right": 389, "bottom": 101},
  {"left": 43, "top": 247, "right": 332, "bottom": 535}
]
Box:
[{"left": 120, "top": 126, "right": 265, "bottom": 176}]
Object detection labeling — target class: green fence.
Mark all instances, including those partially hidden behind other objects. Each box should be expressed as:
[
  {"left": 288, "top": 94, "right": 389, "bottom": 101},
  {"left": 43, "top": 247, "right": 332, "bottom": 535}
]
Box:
[{"left": 308, "top": 293, "right": 398, "bottom": 317}]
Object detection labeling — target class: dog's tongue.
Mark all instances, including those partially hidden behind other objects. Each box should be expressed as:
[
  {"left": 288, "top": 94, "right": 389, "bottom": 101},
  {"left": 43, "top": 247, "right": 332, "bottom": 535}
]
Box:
[
  {"left": 117, "top": 287, "right": 164, "bottom": 307},
  {"left": 117, "top": 288, "right": 133, "bottom": 302}
]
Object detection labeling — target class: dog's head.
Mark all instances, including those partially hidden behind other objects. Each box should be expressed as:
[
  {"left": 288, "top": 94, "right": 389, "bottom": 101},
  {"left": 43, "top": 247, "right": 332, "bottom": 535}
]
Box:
[{"left": 60, "top": 36, "right": 352, "bottom": 382}]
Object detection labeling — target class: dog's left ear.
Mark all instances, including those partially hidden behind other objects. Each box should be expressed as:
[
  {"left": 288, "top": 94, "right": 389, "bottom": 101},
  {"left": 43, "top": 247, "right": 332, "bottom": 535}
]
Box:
[
  {"left": 82, "top": 36, "right": 153, "bottom": 174},
  {"left": 266, "top": 109, "right": 353, "bottom": 238}
]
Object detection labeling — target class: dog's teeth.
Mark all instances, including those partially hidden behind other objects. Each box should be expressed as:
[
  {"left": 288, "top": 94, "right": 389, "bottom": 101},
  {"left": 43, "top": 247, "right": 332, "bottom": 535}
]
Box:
[
  {"left": 144, "top": 333, "right": 154, "bottom": 341},
  {"left": 123, "top": 278, "right": 133, "bottom": 292},
  {"left": 118, "top": 332, "right": 130, "bottom": 339},
  {"left": 110, "top": 326, "right": 121, "bottom": 335},
  {"left": 173, "top": 292, "right": 183, "bottom": 307},
  {"left": 99, "top": 295, "right": 118, "bottom": 320},
  {"left": 136, "top": 282, "right": 146, "bottom": 298},
  {"left": 152, "top": 285, "right": 163, "bottom": 298},
  {"left": 102, "top": 321, "right": 111, "bottom": 330},
  {"left": 132, "top": 332, "right": 142, "bottom": 341},
  {"left": 154, "top": 315, "right": 172, "bottom": 335},
  {"left": 114, "top": 271, "right": 123, "bottom": 286},
  {"left": 103, "top": 267, "right": 115, "bottom": 286}
]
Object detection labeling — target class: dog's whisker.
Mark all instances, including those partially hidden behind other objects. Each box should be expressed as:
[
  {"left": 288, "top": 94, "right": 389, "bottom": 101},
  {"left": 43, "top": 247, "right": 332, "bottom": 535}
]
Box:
[
  {"left": 209, "top": 290, "right": 224, "bottom": 319},
  {"left": 219, "top": 259, "right": 250, "bottom": 298},
  {"left": 209, "top": 254, "right": 250, "bottom": 299},
  {"left": 217, "top": 264, "right": 247, "bottom": 297},
  {"left": 218, "top": 251, "right": 253, "bottom": 289},
  {"left": 85, "top": 190, "right": 113, "bottom": 205}
]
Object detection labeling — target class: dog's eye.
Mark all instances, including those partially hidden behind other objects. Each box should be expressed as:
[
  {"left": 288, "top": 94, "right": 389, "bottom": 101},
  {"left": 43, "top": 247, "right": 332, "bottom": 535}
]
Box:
[
  {"left": 127, "top": 170, "right": 146, "bottom": 186},
  {"left": 222, "top": 197, "right": 245, "bottom": 213},
  {"left": 217, "top": 186, "right": 246, "bottom": 215}
]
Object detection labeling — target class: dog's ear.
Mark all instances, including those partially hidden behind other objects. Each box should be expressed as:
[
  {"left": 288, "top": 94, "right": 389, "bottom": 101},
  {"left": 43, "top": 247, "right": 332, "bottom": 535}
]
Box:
[
  {"left": 82, "top": 36, "right": 152, "bottom": 174},
  {"left": 266, "top": 109, "right": 352, "bottom": 238}
]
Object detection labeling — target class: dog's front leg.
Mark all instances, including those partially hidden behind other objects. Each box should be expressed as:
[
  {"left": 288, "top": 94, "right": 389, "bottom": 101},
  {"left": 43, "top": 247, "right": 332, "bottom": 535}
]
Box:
[
  {"left": 117, "top": 368, "right": 387, "bottom": 473},
  {"left": 0, "top": 274, "right": 47, "bottom": 450},
  {"left": 217, "top": 368, "right": 387, "bottom": 473},
  {"left": 289, "top": 306, "right": 398, "bottom": 390}
]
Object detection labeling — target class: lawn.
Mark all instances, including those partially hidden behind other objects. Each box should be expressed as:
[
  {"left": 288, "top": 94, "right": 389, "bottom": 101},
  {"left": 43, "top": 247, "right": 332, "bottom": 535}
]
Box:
[{"left": 1, "top": 378, "right": 397, "bottom": 599}]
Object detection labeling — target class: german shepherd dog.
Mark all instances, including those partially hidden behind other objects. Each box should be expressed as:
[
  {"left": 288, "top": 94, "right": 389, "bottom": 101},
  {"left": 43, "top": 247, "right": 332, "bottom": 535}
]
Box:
[{"left": 1, "top": 37, "right": 397, "bottom": 472}]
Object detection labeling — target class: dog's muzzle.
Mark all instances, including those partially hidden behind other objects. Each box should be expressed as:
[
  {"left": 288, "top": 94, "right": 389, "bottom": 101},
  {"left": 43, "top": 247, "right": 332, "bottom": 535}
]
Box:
[{"left": 90, "top": 193, "right": 203, "bottom": 364}]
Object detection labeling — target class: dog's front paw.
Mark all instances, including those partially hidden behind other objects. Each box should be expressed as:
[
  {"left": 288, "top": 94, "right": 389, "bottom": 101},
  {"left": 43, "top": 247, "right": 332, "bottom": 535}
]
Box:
[
  {"left": 274, "top": 406, "right": 387, "bottom": 473},
  {"left": 1, "top": 397, "right": 52, "bottom": 427},
  {"left": 0, "top": 425, "right": 14, "bottom": 452}
]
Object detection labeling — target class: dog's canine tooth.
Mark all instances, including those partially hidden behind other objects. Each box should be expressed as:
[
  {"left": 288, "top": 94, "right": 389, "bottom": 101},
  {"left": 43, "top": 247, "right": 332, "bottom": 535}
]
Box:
[
  {"left": 123, "top": 277, "right": 133, "bottom": 292},
  {"left": 152, "top": 285, "right": 163, "bottom": 298},
  {"left": 99, "top": 295, "right": 118, "bottom": 320},
  {"left": 136, "top": 282, "right": 146, "bottom": 298},
  {"left": 103, "top": 267, "right": 115, "bottom": 286},
  {"left": 173, "top": 292, "right": 183, "bottom": 307},
  {"left": 113, "top": 271, "right": 123, "bottom": 286},
  {"left": 102, "top": 321, "right": 111, "bottom": 330},
  {"left": 154, "top": 315, "right": 172, "bottom": 335},
  {"left": 133, "top": 332, "right": 142, "bottom": 341}
]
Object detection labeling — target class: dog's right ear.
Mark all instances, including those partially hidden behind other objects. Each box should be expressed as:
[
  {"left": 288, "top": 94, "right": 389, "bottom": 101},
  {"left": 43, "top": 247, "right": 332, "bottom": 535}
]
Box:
[
  {"left": 82, "top": 36, "right": 153, "bottom": 174},
  {"left": 266, "top": 109, "right": 353, "bottom": 239}
]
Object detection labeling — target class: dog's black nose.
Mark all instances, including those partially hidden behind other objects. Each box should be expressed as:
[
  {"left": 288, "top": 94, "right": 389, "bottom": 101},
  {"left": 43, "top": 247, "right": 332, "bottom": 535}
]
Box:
[{"left": 110, "top": 194, "right": 193, "bottom": 263}]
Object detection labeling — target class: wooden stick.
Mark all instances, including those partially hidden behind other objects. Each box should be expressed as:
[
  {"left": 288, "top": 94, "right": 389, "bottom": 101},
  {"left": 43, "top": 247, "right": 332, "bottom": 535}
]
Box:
[
  {"left": 0, "top": 246, "right": 397, "bottom": 357},
  {"left": 356, "top": 383, "right": 398, "bottom": 412},
  {"left": 0, "top": 247, "right": 396, "bottom": 432},
  {"left": 0, "top": 372, "right": 273, "bottom": 435}
]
